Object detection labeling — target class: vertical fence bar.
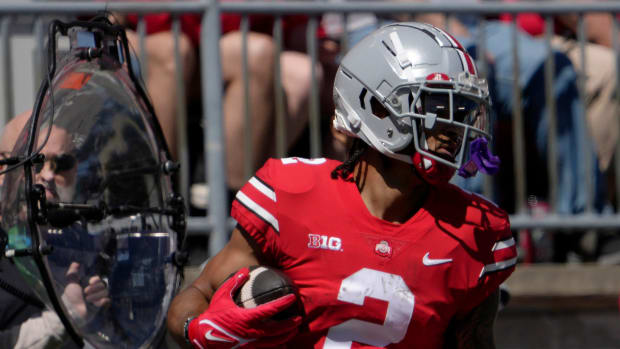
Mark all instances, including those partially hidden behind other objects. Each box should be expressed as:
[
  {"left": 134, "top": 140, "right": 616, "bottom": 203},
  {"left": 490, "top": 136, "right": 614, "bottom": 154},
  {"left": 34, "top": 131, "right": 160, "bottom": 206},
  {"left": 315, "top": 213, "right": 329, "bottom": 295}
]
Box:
[
  {"left": 342, "top": 13, "right": 350, "bottom": 54},
  {"left": 476, "top": 18, "right": 489, "bottom": 82},
  {"left": 577, "top": 13, "right": 593, "bottom": 213},
  {"left": 476, "top": 17, "right": 493, "bottom": 200},
  {"left": 241, "top": 15, "right": 253, "bottom": 179},
  {"left": 201, "top": 0, "right": 228, "bottom": 256},
  {"left": 172, "top": 16, "right": 190, "bottom": 208},
  {"left": 1, "top": 16, "right": 13, "bottom": 126},
  {"left": 613, "top": 15, "right": 620, "bottom": 210},
  {"left": 511, "top": 18, "right": 527, "bottom": 214},
  {"left": 33, "top": 17, "right": 45, "bottom": 96},
  {"left": 544, "top": 15, "right": 558, "bottom": 212},
  {"left": 137, "top": 16, "right": 148, "bottom": 80},
  {"left": 307, "top": 16, "right": 321, "bottom": 157},
  {"left": 273, "top": 16, "right": 287, "bottom": 157},
  {"left": 444, "top": 13, "right": 452, "bottom": 34}
]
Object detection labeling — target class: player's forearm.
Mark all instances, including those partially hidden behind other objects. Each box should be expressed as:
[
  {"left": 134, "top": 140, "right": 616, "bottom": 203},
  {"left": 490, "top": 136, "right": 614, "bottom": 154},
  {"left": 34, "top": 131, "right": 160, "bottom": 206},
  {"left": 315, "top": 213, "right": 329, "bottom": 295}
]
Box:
[
  {"left": 451, "top": 290, "right": 499, "bottom": 349},
  {"left": 167, "top": 285, "right": 211, "bottom": 348},
  {"left": 454, "top": 327, "right": 496, "bottom": 349}
]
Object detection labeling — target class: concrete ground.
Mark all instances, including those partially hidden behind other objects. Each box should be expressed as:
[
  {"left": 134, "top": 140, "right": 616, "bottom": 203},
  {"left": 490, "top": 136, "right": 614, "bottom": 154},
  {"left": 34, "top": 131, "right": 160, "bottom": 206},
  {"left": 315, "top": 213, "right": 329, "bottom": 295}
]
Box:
[
  {"left": 496, "top": 263, "right": 620, "bottom": 349},
  {"left": 496, "top": 306, "right": 620, "bottom": 349}
]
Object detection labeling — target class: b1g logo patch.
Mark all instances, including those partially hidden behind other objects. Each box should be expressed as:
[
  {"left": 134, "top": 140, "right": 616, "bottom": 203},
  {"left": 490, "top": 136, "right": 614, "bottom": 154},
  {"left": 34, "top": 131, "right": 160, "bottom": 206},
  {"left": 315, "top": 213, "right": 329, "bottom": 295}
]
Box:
[{"left": 308, "top": 234, "right": 343, "bottom": 251}]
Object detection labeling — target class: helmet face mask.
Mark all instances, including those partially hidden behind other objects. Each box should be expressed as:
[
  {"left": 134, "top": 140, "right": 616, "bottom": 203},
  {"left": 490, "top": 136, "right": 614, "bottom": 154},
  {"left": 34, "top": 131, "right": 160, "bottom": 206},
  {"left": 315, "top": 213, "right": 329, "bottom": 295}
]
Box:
[
  {"left": 333, "top": 22, "right": 498, "bottom": 183},
  {"left": 407, "top": 76, "right": 491, "bottom": 169}
]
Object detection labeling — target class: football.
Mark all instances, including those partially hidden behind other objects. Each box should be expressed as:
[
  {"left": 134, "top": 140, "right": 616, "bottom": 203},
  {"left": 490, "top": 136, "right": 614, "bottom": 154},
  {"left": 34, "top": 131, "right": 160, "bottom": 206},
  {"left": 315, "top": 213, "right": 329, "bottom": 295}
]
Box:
[{"left": 233, "top": 265, "right": 300, "bottom": 320}]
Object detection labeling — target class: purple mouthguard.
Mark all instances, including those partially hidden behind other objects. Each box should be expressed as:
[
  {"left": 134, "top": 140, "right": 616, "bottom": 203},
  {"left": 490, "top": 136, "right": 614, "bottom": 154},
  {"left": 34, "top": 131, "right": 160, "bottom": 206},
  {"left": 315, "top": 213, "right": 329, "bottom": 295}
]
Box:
[{"left": 457, "top": 137, "right": 500, "bottom": 178}]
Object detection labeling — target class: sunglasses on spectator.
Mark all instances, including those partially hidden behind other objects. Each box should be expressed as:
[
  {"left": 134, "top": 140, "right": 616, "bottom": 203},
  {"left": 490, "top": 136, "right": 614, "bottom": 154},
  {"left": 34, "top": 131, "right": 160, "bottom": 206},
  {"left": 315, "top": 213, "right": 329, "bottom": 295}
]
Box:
[{"left": 34, "top": 153, "right": 77, "bottom": 174}]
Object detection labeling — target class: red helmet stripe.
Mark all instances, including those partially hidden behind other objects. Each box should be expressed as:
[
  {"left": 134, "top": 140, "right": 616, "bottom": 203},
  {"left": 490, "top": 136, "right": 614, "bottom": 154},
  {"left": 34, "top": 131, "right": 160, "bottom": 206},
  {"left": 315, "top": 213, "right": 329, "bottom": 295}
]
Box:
[
  {"left": 436, "top": 27, "right": 465, "bottom": 50},
  {"left": 457, "top": 49, "right": 477, "bottom": 75},
  {"left": 433, "top": 25, "right": 477, "bottom": 75}
]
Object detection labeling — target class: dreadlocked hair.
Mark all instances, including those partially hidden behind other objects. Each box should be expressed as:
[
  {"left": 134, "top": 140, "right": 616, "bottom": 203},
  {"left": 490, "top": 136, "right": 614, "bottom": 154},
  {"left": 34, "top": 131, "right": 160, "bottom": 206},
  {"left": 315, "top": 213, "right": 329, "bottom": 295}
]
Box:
[{"left": 331, "top": 138, "right": 368, "bottom": 181}]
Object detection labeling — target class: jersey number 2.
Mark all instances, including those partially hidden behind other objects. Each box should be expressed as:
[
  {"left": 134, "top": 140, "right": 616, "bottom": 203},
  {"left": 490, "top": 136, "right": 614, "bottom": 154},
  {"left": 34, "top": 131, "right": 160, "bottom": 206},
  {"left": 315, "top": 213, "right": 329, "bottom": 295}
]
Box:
[{"left": 323, "top": 268, "right": 415, "bottom": 348}]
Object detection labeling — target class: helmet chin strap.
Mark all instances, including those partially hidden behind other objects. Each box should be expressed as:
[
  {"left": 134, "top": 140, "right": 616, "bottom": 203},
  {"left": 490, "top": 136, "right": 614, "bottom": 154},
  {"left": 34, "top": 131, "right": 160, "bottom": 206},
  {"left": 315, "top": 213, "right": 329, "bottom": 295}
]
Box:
[
  {"left": 410, "top": 136, "right": 457, "bottom": 185},
  {"left": 418, "top": 132, "right": 438, "bottom": 170}
]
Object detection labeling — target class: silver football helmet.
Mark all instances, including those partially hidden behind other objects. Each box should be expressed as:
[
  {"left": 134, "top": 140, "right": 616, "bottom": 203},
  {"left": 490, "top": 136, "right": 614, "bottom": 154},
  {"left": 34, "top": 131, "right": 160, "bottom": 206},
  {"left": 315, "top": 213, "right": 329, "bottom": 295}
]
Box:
[{"left": 333, "top": 22, "right": 497, "bottom": 182}]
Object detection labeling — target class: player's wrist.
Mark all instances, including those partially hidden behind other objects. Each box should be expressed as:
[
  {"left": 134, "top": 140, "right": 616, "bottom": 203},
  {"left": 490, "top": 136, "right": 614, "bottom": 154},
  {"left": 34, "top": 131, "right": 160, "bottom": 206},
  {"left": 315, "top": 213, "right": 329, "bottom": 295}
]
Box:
[{"left": 184, "top": 316, "right": 197, "bottom": 345}]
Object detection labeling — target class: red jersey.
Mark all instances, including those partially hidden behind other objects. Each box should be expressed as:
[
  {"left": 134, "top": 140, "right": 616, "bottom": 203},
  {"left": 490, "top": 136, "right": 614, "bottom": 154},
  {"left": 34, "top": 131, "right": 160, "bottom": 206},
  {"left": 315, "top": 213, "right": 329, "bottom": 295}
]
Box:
[
  {"left": 125, "top": 0, "right": 309, "bottom": 48},
  {"left": 231, "top": 157, "right": 517, "bottom": 349}
]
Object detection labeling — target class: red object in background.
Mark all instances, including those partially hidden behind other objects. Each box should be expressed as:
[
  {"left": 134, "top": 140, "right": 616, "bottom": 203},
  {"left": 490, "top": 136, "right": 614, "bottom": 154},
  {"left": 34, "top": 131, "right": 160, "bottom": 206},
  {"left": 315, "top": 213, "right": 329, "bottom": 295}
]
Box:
[
  {"left": 499, "top": 12, "right": 545, "bottom": 37},
  {"left": 126, "top": 10, "right": 310, "bottom": 48},
  {"left": 518, "top": 230, "right": 536, "bottom": 263},
  {"left": 498, "top": 0, "right": 545, "bottom": 37},
  {"left": 126, "top": 13, "right": 202, "bottom": 47},
  {"left": 58, "top": 72, "right": 92, "bottom": 91},
  {"left": 499, "top": 1, "right": 620, "bottom": 38}
]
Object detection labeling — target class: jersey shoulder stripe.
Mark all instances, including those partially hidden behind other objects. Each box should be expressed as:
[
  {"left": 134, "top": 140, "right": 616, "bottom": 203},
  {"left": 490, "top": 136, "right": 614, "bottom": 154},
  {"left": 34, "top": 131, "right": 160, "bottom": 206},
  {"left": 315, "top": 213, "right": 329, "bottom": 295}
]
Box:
[
  {"left": 231, "top": 158, "right": 341, "bottom": 259},
  {"left": 481, "top": 228, "right": 517, "bottom": 279},
  {"left": 479, "top": 256, "right": 518, "bottom": 279},
  {"left": 433, "top": 184, "right": 517, "bottom": 282},
  {"left": 232, "top": 158, "right": 340, "bottom": 238},
  {"left": 248, "top": 176, "right": 275, "bottom": 202},
  {"left": 492, "top": 236, "right": 516, "bottom": 252},
  {"left": 235, "top": 190, "right": 280, "bottom": 233},
  {"left": 480, "top": 234, "right": 517, "bottom": 279}
]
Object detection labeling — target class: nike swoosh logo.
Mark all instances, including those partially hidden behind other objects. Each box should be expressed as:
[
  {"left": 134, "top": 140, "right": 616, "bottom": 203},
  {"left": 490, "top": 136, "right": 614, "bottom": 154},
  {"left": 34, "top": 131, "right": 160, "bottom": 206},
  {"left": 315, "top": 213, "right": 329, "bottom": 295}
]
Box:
[
  {"left": 205, "top": 329, "right": 234, "bottom": 343},
  {"left": 423, "top": 252, "right": 453, "bottom": 266}
]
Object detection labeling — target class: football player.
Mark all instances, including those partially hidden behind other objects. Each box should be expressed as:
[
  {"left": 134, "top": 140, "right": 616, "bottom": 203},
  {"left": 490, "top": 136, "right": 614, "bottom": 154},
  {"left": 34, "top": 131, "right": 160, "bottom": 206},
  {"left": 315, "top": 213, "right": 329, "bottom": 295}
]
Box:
[{"left": 168, "top": 22, "right": 517, "bottom": 349}]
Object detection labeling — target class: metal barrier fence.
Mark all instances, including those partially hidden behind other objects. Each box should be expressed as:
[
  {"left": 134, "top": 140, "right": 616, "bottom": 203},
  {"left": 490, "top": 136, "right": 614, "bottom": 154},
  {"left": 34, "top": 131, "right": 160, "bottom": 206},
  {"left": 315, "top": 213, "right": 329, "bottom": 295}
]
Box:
[{"left": 0, "top": 1, "right": 619, "bottom": 257}]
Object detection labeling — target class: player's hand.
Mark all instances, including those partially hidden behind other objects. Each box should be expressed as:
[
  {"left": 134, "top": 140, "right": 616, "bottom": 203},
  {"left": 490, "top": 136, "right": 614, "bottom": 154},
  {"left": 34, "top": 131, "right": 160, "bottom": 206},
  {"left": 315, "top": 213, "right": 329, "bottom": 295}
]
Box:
[{"left": 187, "top": 267, "right": 302, "bottom": 348}]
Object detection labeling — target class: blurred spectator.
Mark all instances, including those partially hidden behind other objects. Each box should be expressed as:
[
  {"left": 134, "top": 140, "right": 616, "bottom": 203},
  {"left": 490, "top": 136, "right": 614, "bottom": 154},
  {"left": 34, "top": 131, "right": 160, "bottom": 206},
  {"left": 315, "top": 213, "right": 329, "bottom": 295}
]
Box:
[
  {"left": 124, "top": 28, "right": 196, "bottom": 162},
  {"left": 116, "top": 1, "right": 318, "bottom": 196},
  {"left": 0, "top": 111, "right": 30, "bottom": 214},
  {"left": 420, "top": 2, "right": 612, "bottom": 263},
  {"left": 499, "top": 1, "right": 619, "bottom": 206},
  {"left": 0, "top": 112, "right": 110, "bottom": 349},
  {"left": 322, "top": 0, "right": 383, "bottom": 50},
  {"left": 452, "top": 19, "right": 601, "bottom": 216},
  {"left": 501, "top": 6, "right": 617, "bottom": 48},
  {"left": 497, "top": 2, "right": 620, "bottom": 263}
]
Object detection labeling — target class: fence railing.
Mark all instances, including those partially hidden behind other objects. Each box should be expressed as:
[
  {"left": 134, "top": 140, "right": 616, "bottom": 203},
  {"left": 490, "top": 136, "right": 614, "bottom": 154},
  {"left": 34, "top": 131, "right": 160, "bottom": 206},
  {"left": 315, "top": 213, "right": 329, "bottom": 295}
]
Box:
[{"left": 0, "top": 1, "right": 619, "bottom": 257}]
